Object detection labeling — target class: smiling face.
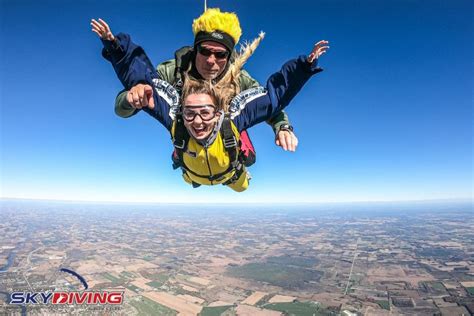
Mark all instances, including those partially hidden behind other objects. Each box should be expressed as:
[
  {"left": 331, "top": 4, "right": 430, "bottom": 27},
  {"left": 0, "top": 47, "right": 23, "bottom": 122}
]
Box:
[
  {"left": 182, "top": 93, "right": 221, "bottom": 141},
  {"left": 194, "top": 41, "right": 229, "bottom": 80}
]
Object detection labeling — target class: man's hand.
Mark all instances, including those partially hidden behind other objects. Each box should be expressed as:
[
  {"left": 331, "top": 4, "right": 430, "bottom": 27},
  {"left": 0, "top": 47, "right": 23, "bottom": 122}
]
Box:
[
  {"left": 91, "top": 18, "right": 115, "bottom": 41},
  {"left": 307, "top": 40, "right": 329, "bottom": 64},
  {"left": 126, "top": 84, "right": 155, "bottom": 110},
  {"left": 276, "top": 130, "right": 299, "bottom": 152}
]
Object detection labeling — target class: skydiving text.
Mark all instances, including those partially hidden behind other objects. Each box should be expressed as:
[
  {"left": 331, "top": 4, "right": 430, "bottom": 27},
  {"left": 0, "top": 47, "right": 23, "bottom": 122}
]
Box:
[{"left": 10, "top": 291, "right": 124, "bottom": 305}]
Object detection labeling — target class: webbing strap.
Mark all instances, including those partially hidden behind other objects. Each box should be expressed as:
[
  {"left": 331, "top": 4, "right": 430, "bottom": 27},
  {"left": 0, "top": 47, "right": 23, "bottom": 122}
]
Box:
[
  {"left": 172, "top": 115, "right": 190, "bottom": 168},
  {"left": 220, "top": 114, "right": 239, "bottom": 168}
]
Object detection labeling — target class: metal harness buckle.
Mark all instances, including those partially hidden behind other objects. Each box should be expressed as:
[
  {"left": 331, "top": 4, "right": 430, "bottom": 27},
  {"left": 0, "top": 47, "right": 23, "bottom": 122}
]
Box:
[
  {"left": 174, "top": 139, "right": 186, "bottom": 149},
  {"left": 223, "top": 136, "right": 237, "bottom": 148}
]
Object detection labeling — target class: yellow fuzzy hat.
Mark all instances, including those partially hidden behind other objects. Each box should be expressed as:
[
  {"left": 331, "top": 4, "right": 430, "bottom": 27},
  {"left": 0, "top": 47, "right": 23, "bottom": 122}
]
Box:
[{"left": 192, "top": 8, "right": 242, "bottom": 51}]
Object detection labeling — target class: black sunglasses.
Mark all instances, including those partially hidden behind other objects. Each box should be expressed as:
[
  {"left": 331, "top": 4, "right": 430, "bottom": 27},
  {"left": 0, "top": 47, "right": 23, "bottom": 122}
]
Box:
[{"left": 197, "top": 46, "right": 229, "bottom": 60}]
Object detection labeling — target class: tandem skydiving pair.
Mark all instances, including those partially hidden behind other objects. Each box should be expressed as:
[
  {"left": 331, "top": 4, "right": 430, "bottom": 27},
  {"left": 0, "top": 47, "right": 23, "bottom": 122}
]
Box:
[{"left": 93, "top": 9, "right": 329, "bottom": 192}]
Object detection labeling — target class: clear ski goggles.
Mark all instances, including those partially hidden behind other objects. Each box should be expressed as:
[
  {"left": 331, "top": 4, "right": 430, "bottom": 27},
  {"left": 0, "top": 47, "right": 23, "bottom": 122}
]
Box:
[{"left": 182, "top": 105, "right": 217, "bottom": 122}]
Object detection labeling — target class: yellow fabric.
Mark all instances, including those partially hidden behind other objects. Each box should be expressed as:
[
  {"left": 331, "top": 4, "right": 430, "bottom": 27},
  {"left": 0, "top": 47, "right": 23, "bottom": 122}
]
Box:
[
  {"left": 172, "top": 121, "right": 249, "bottom": 192},
  {"left": 192, "top": 8, "right": 242, "bottom": 45}
]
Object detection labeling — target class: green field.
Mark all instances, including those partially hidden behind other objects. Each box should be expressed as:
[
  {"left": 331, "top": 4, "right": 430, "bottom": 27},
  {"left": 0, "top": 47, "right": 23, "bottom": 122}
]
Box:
[
  {"left": 199, "top": 305, "right": 233, "bottom": 316},
  {"left": 227, "top": 256, "right": 322, "bottom": 289},
  {"left": 146, "top": 280, "right": 165, "bottom": 289},
  {"left": 415, "top": 247, "right": 462, "bottom": 258},
  {"left": 263, "top": 301, "right": 327, "bottom": 316},
  {"left": 466, "top": 287, "right": 474, "bottom": 295},
  {"left": 145, "top": 273, "right": 169, "bottom": 283},
  {"left": 428, "top": 281, "right": 446, "bottom": 291},
  {"left": 121, "top": 271, "right": 135, "bottom": 278},
  {"left": 102, "top": 272, "right": 124, "bottom": 284},
  {"left": 255, "top": 294, "right": 272, "bottom": 307},
  {"left": 129, "top": 296, "right": 177, "bottom": 316},
  {"left": 266, "top": 255, "right": 318, "bottom": 268},
  {"left": 376, "top": 300, "right": 390, "bottom": 310},
  {"left": 126, "top": 284, "right": 141, "bottom": 293}
]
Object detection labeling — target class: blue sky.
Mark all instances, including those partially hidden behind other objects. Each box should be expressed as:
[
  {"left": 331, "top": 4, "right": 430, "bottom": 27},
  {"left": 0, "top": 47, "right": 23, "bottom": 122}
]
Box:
[{"left": 1, "top": 0, "right": 472, "bottom": 203}]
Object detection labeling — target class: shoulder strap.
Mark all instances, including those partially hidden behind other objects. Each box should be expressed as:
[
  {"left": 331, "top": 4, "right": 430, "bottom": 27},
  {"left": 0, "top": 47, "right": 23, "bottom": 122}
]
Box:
[
  {"left": 172, "top": 114, "right": 190, "bottom": 169},
  {"left": 220, "top": 114, "right": 239, "bottom": 168},
  {"left": 173, "top": 46, "right": 194, "bottom": 91}
]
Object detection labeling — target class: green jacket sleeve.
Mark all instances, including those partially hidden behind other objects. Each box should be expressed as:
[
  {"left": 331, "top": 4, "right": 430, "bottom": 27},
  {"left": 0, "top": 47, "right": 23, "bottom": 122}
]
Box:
[
  {"left": 239, "top": 69, "right": 292, "bottom": 134},
  {"left": 114, "top": 60, "right": 176, "bottom": 118},
  {"left": 114, "top": 89, "right": 138, "bottom": 118},
  {"left": 267, "top": 110, "right": 291, "bottom": 134}
]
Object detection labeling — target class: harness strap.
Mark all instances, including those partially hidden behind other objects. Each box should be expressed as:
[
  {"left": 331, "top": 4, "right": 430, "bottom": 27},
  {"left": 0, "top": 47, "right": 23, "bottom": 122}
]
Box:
[
  {"left": 222, "top": 164, "right": 245, "bottom": 186},
  {"left": 172, "top": 115, "right": 190, "bottom": 170},
  {"left": 220, "top": 114, "right": 239, "bottom": 168},
  {"left": 173, "top": 46, "right": 194, "bottom": 93},
  {"left": 179, "top": 162, "right": 237, "bottom": 182}
]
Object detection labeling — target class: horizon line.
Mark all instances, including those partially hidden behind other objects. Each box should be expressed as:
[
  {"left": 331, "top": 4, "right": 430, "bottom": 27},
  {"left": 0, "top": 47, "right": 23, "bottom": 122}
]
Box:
[{"left": 1, "top": 196, "right": 472, "bottom": 206}]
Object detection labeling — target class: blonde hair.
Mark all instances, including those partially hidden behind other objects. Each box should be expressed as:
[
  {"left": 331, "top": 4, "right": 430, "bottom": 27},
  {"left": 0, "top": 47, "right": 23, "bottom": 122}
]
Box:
[
  {"left": 192, "top": 8, "right": 242, "bottom": 45},
  {"left": 214, "top": 32, "right": 265, "bottom": 109},
  {"left": 181, "top": 78, "right": 224, "bottom": 111}
]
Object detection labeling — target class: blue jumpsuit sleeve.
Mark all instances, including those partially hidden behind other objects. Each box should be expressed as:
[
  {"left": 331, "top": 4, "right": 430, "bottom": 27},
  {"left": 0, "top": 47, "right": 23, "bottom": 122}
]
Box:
[
  {"left": 232, "top": 55, "right": 322, "bottom": 132},
  {"left": 101, "top": 33, "right": 173, "bottom": 131}
]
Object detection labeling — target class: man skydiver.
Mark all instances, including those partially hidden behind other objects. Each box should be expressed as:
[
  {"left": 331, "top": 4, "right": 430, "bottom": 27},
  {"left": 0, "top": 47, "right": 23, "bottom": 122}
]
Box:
[{"left": 91, "top": 8, "right": 299, "bottom": 152}]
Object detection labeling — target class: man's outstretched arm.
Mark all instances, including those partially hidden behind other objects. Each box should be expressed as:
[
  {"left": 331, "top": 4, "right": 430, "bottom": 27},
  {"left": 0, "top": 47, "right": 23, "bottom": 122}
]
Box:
[{"left": 241, "top": 69, "right": 298, "bottom": 152}]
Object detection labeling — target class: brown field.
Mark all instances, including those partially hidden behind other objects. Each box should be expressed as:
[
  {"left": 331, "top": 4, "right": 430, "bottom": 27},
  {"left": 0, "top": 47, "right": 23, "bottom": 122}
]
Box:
[
  {"left": 177, "top": 294, "right": 205, "bottom": 305},
  {"left": 267, "top": 295, "right": 296, "bottom": 303},
  {"left": 460, "top": 281, "right": 474, "bottom": 287},
  {"left": 208, "top": 300, "right": 234, "bottom": 307},
  {"left": 124, "top": 259, "right": 159, "bottom": 272},
  {"left": 433, "top": 297, "right": 458, "bottom": 308},
  {"left": 310, "top": 293, "right": 349, "bottom": 309},
  {"left": 366, "top": 266, "right": 434, "bottom": 287},
  {"left": 188, "top": 276, "right": 211, "bottom": 286},
  {"left": 442, "top": 282, "right": 458, "bottom": 290},
  {"left": 208, "top": 257, "right": 238, "bottom": 267},
  {"left": 181, "top": 284, "right": 199, "bottom": 292},
  {"left": 124, "top": 288, "right": 139, "bottom": 298},
  {"left": 142, "top": 291, "right": 202, "bottom": 315},
  {"left": 445, "top": 261, "right": 469, "bottom": 266},
  {"left": 75, "top": 260, "right": 103, "bottom": 274},
  {"left": 131, "top": 277, "right": 154, "bottom": 291},
  {"left": 367, "top": 266, "right": 406, "bottom": 278},
  {"left": 439, "top": 306, "right": 471, "bottom": 315},
  {"left": 241, "top": 291, "right": 268, "bottom": 305},
  {"left": 235, "top": 304, "right": 282, "bottom": 316},
  {"left": 364, "top": 305, "right": 391, "bottom": 316}
]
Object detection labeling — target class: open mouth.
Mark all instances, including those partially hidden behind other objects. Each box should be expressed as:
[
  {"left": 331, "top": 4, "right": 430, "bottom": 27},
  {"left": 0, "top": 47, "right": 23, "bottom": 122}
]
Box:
[{"left": 192, "top": 126, "right": 208, "bottom": 137}]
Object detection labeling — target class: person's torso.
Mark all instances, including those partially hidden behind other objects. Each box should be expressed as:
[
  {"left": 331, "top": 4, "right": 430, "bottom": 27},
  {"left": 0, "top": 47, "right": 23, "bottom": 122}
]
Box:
[{"left": 173, "top": 121, "right": 241, "bottom": 185}]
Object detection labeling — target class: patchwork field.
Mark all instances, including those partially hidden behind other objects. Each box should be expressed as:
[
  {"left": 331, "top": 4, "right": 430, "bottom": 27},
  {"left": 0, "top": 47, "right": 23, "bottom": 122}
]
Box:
[{"left": 227, "top": 256, "right": 322, "bottom": 290}]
